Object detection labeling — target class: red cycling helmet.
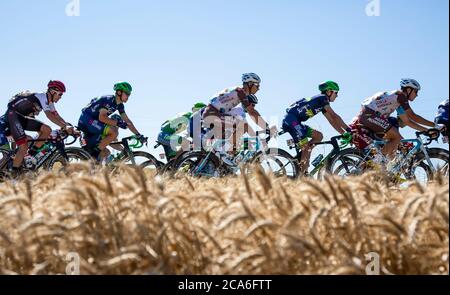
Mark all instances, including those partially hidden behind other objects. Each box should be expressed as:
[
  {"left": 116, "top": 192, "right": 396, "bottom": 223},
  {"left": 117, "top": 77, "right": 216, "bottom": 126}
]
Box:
[{"left": 48, "top": 80, "right": 66, "bottom": 93}]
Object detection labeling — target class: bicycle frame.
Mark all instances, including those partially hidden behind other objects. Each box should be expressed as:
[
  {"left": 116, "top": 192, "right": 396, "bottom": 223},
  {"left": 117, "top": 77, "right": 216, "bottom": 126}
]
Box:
[
  {"left": 192, "top": 136, "right": 264, "bottom": 176},
  {"left": 366, "top": 136, "right": 436, "bottom": 174},
  {"left": 287, "top": 135, "right": 348, "bottom": 176},
  {"left": 110, "top": 136, "right": 146, "bottom": 166},
  {"left": 2, "top": 131, "right": 75, "bottom": 171}
]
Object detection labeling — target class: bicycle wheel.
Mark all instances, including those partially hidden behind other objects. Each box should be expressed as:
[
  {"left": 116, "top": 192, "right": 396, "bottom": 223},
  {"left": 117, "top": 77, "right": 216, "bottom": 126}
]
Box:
[
  {"left": 174, "top": 151, "right": 221, "bottom": 177},
  {"left": 413, "top": 148, "right": 449, "bottom": 179},
  {"left": 122, "top": 151, "right": 161, "bottom": 170},
  {"left": 45, "top": 147, "right": 92, "bottom": 171},
  {"left": 326, "top": 148, "right": 367, "bottom": 177},
  {"left": 115, "top": 151, "right": 162, "bottom": 175},
  {"left": 251, "top": 148, "right": 298, "bottom": 178}
]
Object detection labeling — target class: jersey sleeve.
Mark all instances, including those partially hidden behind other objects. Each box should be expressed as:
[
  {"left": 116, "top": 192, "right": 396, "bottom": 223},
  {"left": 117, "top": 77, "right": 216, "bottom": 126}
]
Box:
[
  {"left": 237, "top": 88, "right": 251, "bottom": 109},
  {"left": 118, "top": 103, "right": 125, "bottom": 114},
  {"left": 320, "top": 96, "right": 331, "bottom": 113}
]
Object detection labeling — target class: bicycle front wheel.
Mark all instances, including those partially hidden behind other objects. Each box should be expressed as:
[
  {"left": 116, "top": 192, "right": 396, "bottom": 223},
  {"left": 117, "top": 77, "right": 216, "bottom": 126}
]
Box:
[
  {"left": 326, "top": 148, "right": 367, "bottom": 178},
  {"left": 44, "top": 147, "right": 92, "bottom": 172},
  {"left": 251, "top": 148, "right": 298, "bottom": 179}
]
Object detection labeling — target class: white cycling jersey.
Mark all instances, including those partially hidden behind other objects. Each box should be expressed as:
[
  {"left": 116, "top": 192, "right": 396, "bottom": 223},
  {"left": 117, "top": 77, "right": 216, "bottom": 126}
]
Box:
[
  {"left": 9, "top": 91, "right": 56, "bottom": 113},
  {"left": 210, "top": 86, "right": 247, "bottom": 113},
  {"left": 361, "top": 90, "right": 410, "bottom": 117},
  {"left": 35, "top": 92, "right": 57, "bottom": 113}
]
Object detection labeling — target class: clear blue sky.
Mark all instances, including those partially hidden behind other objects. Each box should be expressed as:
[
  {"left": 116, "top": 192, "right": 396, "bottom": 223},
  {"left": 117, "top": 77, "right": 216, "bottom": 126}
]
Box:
[{"left": 1, "top": 0, "right": 448, "bottom": 155}]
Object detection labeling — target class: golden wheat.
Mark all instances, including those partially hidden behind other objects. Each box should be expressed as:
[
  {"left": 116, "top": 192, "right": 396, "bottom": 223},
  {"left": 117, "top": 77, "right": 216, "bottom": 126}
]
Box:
[{"left": 0, "top": 164, "right": 448, "bottom": 275}]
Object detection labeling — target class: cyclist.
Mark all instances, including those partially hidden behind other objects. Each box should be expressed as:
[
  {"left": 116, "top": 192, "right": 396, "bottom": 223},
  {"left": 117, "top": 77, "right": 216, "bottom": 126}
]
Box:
[
  {"left": 4, "top": 80, "right": 75, "bottom": 174},
  {"left": 78, "top": 82, "right": 146, "bottom": 161},
  {"left": 201, "top": 73, "right": 277, "bottom": 162},
  {"left": 357, "top": 78, "right": 435, "bottom": 159},
  {"left": 158, "top": 102, "right": 206, "bottom": 161},
  {"left": 435, "top": 98, "right": 449, "bottom": 142},
  {"left": 282, "top": 81, "right": 350, "bottom": 174}
]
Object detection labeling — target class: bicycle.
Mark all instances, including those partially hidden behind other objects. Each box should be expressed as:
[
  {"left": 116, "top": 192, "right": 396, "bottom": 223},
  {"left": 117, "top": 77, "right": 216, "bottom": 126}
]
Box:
[
  {"left": 281, "top": 131, "right": 353, "bottom": 179},
  {"left": 0, "top": 129, "right": 91, "bottom": 181},
  {"left": 81, "top": 135, "right": 162, "bottom": 171},
  {"left": 173, "top": 131, "right": 298, "bottom": 178},
  {"left": 327, "top": 129, "right": 449, "bottom": 183}
]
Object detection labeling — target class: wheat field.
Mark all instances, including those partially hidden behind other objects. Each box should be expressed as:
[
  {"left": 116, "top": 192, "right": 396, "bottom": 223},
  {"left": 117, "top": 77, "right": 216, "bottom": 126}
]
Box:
[{"left": 0, "top": 164, "right": 448, "bottom": 275}]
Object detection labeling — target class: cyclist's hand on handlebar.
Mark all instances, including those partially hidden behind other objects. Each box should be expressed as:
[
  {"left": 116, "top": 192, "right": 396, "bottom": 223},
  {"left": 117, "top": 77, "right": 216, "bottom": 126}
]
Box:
[
  {"left": 136, "top": 134, "right": 148, "bottom": 144},
  {"left": 63, "top": 125, "right": 78, "bottom": 136},
  {"left": 342, "top": 132, "right": 353, "bottom": 142},
  {"left": 427, "top": 128, "right": 440, "bottom": 139}
]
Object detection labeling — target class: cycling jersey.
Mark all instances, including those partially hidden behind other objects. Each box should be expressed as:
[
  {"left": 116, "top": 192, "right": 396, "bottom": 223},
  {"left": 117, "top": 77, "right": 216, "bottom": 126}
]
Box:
[
  {"left": 161, "top": 112, "right": 192, "bottom": 135},
  {"left": 5, "top": 92, "right": 51, "bottom": 146},
  {"left": 81, "top": 95, "right": 125, "bottom": 120},
  {"left": 7, "top": 92, "right": 56, "bottom": 117},
  {"left": 286, "top": 94, "right": 330, "bottom": 122},
  {"left": 78, "top": 95, "right": 125, "bottom": 149},
  {"left": 209, "top": 87, "right": 250, "bottom": 114},
  {"left": 435, "top": 99, "right": 449, "bottom": 124},
  {"left": 361, "top": 90, "right": 410, "bottom": 117}
]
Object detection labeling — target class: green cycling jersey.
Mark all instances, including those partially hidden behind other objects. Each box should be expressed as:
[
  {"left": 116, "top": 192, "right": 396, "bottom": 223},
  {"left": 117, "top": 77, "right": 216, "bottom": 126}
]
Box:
[{"left": 161, "top": 112, "right": 192, "bottom": 135}]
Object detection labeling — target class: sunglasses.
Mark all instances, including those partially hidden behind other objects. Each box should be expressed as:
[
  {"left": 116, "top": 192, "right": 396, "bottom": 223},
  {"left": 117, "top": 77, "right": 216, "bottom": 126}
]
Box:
[{"left": 52, "top": 90, "right": 64, "bottom": 97}]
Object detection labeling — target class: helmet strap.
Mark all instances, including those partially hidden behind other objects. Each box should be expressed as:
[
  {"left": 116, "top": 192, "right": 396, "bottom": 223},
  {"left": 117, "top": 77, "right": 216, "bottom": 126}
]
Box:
[{"left": 47, "top": 90, "right": 55, "bottom": 103}]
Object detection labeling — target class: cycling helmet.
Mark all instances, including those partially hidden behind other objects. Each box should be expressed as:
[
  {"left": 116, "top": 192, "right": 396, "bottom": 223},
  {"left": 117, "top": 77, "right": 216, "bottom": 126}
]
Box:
[
  {"left": 242, "top": 73, "right": 261, "bottom": 84},
  {"left": 114, "top": 82, "right": 133, "bottom": 94},
  {"left": 400, "top": 78, "right": 421, "bottom": 91},
  {"left": 318, "top": 81, "right": 340, "bottom": 92},
  {"left": 247, "top": 94, "right": 258, "bottom": 104},
  {"left": 48, "top": 80, "right": 66, "bottom": 92},
  {"left": 192, "top": 102, "right": 207, "bottom": 112}
]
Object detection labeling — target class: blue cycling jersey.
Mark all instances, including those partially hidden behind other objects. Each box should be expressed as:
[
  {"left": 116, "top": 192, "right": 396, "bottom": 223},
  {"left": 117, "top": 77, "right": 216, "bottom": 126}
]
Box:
[
  {"left": 286, "top": 94, "right": 330, "bottom": 122},
  {"left": 81, "top": 95, "right": 125, "bottom": 119},
  {"left": 435, "top": 98, "right": 449, "bottom": 124}
]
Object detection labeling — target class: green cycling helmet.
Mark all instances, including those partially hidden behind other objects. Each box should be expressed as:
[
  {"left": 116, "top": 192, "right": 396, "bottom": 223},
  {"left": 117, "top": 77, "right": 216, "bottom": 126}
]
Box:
[
  {"left": 318, "top": 81, "right": 340, "bottom": 92},
  {"left": 192, "top": 102, "right": 207, "bottom": 112},
  {"left": 114, "top": 82, "right": 133, "bottom": 94}
]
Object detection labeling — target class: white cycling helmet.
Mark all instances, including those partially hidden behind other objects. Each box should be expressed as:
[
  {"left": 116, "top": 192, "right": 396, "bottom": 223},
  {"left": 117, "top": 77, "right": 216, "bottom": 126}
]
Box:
[
  {"left": 242, "top": 73, "right": 261, "bottom": 84},
  {"left": 400, "top": 78, "right": 421, "bottom": 91}
]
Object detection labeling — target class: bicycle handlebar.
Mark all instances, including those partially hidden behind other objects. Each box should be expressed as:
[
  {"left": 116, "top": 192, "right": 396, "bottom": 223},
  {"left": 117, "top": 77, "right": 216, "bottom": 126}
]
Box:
[{"left": 416, "top": 128, "right": 441, "bottom": 145}]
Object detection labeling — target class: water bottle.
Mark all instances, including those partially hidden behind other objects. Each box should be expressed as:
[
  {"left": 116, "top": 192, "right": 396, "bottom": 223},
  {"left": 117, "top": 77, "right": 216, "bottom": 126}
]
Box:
[{"left": 311, "top": 154, "right": 324, "bottom": 167}]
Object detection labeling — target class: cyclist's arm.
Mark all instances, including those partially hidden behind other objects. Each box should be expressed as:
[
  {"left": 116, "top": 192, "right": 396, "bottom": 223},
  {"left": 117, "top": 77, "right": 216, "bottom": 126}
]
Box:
[
  {"left": 405, "top": 108, "right": 435, "bottom": 127},
  {"left": 99, "top": 109, "right": 119, "bottom": 126},
  {"left": 246, "top": 104, "right": 270, "bottom": 130},
  {"left": 323, "top": 106, "right": 348, "bottom": 134},
  {"left": 44, "top": 110, "right": 68, "bottom": 129},
  {"left": 120, "top": 112, "right": 140, "bottom": 135},
  {"left": 398, "top": 112, "right": 428, "bottom": 132}
]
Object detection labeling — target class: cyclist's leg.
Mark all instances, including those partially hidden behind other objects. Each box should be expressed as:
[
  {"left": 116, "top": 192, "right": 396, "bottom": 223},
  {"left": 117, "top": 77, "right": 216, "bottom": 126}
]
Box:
[
  {"left": 25, "top": 118, "right": 51, "bottom": 150},
  {"left": 282, "top": 114, "right": 315, "bottom": 173},
  {"left": 7, "top": 111, "right": 35, "bottom": 168},
  {"left": 382, "top": 127, "right": 401, "bottom": 158},
  {"left": 300, "top": 129, "right": 323, "bottom": 173},
  {"left": 359, "top": 111, "right": 398, "bottom": 157},
  {"left": 158, "top": 131, "right": 178, "bottom": 160},
  {"left": 98, "top": 125, "right": 118, "bottom": 151}
]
